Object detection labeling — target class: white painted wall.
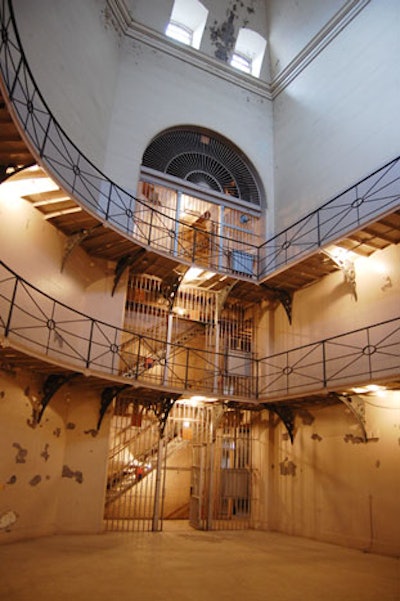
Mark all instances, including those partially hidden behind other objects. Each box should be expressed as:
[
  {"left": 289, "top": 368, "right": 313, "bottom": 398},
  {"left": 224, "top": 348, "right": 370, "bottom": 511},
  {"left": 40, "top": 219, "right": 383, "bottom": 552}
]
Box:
[
  {"left": 102, "top": 35, "right": 273, "bottom": 221},
  {"left": 273, "top": 0, "right": 400, "bottom": 230},
  {"left": 266, "top": 0, "right": 348, "bottom": 78},
  {"left": 11, "top": 0, "right": 274, "bottom": 234},
  {"left": 13, "top": 0, "right": 121, "bottom": 169}
]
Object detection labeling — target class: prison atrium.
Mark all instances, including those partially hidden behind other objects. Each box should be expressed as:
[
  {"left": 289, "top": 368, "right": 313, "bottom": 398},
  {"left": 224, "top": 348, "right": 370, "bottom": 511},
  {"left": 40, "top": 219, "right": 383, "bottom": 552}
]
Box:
[{"left": 0, "top": 1, "right": 399, "bottom": 592}]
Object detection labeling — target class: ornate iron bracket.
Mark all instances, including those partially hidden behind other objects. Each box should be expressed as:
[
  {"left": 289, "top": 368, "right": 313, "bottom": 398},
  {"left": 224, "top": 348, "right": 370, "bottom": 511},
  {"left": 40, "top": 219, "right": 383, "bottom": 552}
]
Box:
[
  {"left": 267, "top": 403, "right": 296, "bottom": 443},
  {"left": 331, "top": 392, "right": 367, "bottom": 442},
  {"left": 97, "top": 384, "right": 131, "bottom": 431},
  {"left": 112, "top": 248, "right": 146, "bottom": 296},
  {"left": 35, "top": 372, "right": 79, "bottom": 424},
  {"left": 260, "top": 284, "right": 293, "bottom": 324},
  {"left": 322, "top": 249, "right": 358, "bottom": 301},
  {"left": 150, "top": 395, "right": 180, "bottom": 438},
  {"left": 61, "top": 224, "right": 103, "bottom": 272}
]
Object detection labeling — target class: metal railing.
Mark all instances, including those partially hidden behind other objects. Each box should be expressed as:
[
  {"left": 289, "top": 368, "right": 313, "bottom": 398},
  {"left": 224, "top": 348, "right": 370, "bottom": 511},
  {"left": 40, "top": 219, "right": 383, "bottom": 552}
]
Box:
[
  {"left": 0, "top": 261, "right": 398, "bottom": 401},
  {"left": 257, "top": 319, "right": 400, "bottom": 397},
  {"left": 0, "top": 0, "right": 399, "bottom": 281},
  {"left": 0, "top": 260, "right": 257, "bottom": 398}
]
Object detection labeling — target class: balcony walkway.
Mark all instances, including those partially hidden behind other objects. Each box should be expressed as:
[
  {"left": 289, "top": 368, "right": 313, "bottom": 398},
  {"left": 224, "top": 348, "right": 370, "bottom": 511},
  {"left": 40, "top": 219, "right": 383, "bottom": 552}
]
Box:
[{"left": 0, "top": 0, "right": 399, "bottom": 429}]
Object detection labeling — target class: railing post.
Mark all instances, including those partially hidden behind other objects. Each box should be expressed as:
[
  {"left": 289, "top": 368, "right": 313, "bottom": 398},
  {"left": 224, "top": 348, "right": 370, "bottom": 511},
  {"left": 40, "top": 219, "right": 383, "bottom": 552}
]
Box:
[
  {"left": 4, "top": 277, "right": 19, "bottom": 337},
  {"left": 163, "top": 313, "right": 173, "bottom": 386},
  {"left": 147, "top": 208, "right": 154, "bottom": 246},
  {"left": 39, "top": 115, "right": 52, "bottom": 158},
  {"left": 192, "top": 228, "right": 197, "bottom": 263},
  {"left": 255, "top": 355, "right": 259, "bottom": 399},
  {"left": 135, "top": 336, "right": 142, "bottom": 378},
  {"left": 86, "top": 319, "right": 95, "bottom": 369},
  {"left": 322, "top": 340, "right": 327, "bottom": 388},
  {"left": 105, "top": 182, "right": 113, "bottom": 221},
  {"left": 174, "top": 190, "right": 182, "bottom": 256},
  {"left": 152, "top": 436, "right": 164, "bottom": 532},
  {"left": 184, "top": 347, "right": 190, "bottom": 389}
]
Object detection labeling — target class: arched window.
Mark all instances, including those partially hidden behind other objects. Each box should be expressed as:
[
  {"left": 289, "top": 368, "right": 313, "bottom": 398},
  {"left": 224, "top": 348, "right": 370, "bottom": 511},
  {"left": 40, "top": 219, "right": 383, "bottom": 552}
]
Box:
[
  {"left": 141, "top": 127, "right": 262, "bottom": 207},
  {"left": 138, "top": 127, "right": 264, "bottom": 276},
  {"left": 230, "top": 29, "right": 267, "bottom": 78},
  {"left": 165, "top": 0, "right": 208, "bottom": 50}
]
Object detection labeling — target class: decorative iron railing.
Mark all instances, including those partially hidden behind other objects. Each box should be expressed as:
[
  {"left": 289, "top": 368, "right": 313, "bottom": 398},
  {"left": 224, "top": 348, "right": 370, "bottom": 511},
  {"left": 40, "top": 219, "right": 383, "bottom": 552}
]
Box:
[
  {"left": 0, "top": 0, "right": 399, "bottom": 281},
  {"left": 0, "top": 261, "right": 398, "bottom": 401}
]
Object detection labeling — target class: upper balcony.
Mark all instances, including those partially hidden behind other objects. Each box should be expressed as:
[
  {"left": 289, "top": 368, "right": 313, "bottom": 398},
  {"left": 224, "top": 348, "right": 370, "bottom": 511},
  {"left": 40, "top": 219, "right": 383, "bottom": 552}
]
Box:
[
  {"left": 0, "top": 0, "right": 399, "bottom": 431},
  {"left": 0, "top": 0, "right": 399, "bottom": 301}
]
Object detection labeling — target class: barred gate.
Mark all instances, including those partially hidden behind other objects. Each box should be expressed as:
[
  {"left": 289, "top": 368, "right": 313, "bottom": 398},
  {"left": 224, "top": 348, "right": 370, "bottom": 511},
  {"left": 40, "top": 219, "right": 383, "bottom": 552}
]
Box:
[
  {"left": 188, "top": 408, "right": 255, "bottom": 531},
  {"left": 211, "top": 410, "right": 253, "bottom": 530},
  {"left": 104, "top": 399, "right": 163, "bottom": 532},
  {"left": 104, "top": 401, "right": 254, "bottom": 532}
]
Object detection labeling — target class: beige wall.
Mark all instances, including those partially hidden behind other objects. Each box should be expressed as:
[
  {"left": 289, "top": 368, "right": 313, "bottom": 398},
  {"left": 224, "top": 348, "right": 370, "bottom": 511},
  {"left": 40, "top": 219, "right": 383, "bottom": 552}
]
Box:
[
  {"left": 258, "top": 244, "right": 399, "bottom": 356},
  {"left": 0, "top": 178, "right": 126, "bottom": 328},
  {"left": 0, "top": 373, "right": 111, "bottom": 542},
  {"left": 255, "top": 394, "right": 400, "bottom": 557}
]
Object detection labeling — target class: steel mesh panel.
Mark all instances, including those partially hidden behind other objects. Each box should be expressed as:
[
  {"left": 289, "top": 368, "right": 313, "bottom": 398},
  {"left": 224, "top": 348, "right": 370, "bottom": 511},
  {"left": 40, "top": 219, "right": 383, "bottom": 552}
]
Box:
[{"left": 142, "top": 129, "right": 261, "bottom": 205}]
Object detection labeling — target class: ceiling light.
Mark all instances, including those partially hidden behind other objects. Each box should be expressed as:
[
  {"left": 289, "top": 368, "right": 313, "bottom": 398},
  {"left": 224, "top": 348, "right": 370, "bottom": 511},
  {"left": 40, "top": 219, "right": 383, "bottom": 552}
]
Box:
[{"left": 182, "top": 267, "right": 203, "bottom": 282}]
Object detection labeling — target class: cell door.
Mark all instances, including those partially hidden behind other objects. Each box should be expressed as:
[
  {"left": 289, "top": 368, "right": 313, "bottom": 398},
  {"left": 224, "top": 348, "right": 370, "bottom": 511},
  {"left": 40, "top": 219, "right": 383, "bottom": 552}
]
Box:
[{"left": 189, "top": 443, "right": 208, "bottom": 530}]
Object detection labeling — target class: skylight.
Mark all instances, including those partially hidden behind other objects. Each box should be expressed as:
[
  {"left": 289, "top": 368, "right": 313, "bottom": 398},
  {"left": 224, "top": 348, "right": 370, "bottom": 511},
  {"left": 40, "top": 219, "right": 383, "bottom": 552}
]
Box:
[
  {"left": 165, "top": 0, "right": 208, "bottom": 50},
  {"left": 166, "top": 21, "right": 193, "bottom": 46},
  {"left": 231, "top": 29, "right": 267, "bottom": 78},
  {"left": 230, "top": 52, "right": 252, "bottom": 75}
]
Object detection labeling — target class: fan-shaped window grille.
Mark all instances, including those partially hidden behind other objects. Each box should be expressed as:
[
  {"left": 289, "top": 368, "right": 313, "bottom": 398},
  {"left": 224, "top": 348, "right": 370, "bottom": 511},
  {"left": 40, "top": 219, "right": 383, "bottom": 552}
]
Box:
[{"left": 141, "top": 129, "right": 261, "bottom": 206}]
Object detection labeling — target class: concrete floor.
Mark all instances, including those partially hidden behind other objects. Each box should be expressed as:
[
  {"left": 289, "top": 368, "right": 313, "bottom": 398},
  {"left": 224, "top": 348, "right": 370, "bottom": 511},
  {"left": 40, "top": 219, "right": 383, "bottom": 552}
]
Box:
[{"left": 0, "top": 523, "right": 398, "bottom": 601}]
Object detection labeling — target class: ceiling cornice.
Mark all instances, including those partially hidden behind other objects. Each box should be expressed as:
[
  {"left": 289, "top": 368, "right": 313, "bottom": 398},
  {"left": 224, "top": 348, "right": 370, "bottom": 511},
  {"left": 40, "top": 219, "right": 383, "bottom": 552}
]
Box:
[
  {"left": 106, "top": 0, "right": 371, "bottom": 101},
  {"left": 106, "top": 0, "right": 272, "bottom": 100}
]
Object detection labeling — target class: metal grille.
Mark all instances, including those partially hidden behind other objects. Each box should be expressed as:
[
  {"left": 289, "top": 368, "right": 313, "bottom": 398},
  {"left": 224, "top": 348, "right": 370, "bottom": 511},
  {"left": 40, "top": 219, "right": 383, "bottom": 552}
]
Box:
[
  {"left": 211, "top": 410, "right": 254, "bottom": 530},
  {"left": 104, "top": 400, "right": 163, "bottom": 532},
  {"left": 141, "top": 128, "right": 261, "bottom": 205},
  {"left": 104, "top": 400, "right": 215, "bottom": 531}
]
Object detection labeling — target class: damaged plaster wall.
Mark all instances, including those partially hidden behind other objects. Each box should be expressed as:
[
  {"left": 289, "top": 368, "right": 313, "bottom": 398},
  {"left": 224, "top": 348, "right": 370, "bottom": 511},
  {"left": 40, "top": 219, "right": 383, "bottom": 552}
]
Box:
[
  {"left": 55, "top": 384, "right": 110, "bottom": 534},
  {"left": 0, "top": 372, "right": 111, "bottom": 542},
  {"left": 126, "top": 0, "right": 270, "bottom": 78},
  {"left": 255, "top": 397, "right": 400, "bottom": 557}
]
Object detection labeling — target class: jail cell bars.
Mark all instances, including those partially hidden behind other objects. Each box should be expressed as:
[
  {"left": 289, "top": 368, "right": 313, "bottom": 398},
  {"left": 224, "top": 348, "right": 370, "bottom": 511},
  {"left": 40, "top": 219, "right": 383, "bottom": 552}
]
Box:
[
  {"left": 136, "top": 180, "right": 261, "bottom": 273},
  {"left": 121, "top": 275, "right": 168, "bottom": 380},
  {"left": 211, "top": 410, "right": 254, "bottom": 530},
  {"left": 104, "top": 402, "right": 254, "bottom": 532},
  {"left": 104, "top": 400, "right": 162, "bottom": 532},
  {"left": 219, "top": 302, "right": 256, "bottom": 397},
  {"left": 121, "top": 274, "right": 257, "bottom": 396},
  {"left": 105, "top": 401, "right": 215, "bottom": 532}
]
